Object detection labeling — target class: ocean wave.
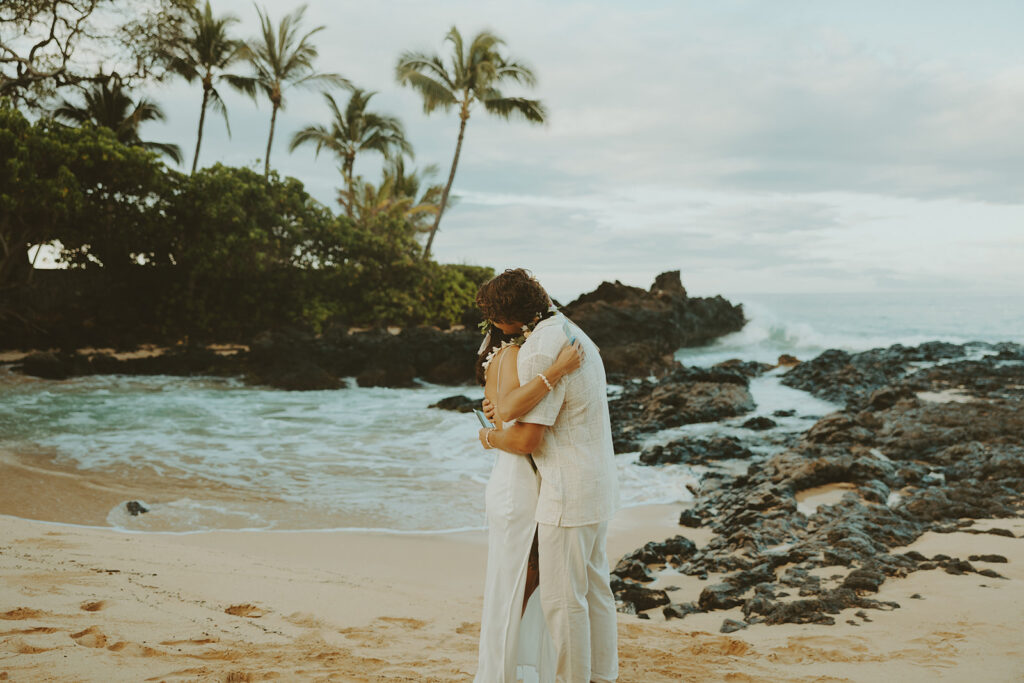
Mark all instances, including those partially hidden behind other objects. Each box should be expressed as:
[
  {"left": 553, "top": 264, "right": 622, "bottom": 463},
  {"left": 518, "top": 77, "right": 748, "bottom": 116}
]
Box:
[{"left": 678, "top": 296, "right": 1024, "bottom": 367}]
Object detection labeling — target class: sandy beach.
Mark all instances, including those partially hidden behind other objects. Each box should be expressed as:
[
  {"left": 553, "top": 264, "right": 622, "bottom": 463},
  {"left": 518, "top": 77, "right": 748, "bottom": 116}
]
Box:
[{"left": 1, "top": 503, "right": 1022, "bottom": 682}]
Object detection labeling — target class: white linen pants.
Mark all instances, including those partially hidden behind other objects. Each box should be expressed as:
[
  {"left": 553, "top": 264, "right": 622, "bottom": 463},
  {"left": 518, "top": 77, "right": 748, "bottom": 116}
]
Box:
[{"left": 537, "top": 521, "right": 618, "bottom": 683}]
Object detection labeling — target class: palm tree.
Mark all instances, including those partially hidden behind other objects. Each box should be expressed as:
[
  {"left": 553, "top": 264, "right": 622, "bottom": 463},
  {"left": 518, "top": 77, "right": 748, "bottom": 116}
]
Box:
[
  {"left": 53, "top": 74, "right": 183, "bottom": 163},
  {"left": 289, "top": 87, "right": 412, "bottom": 216},
  {"left": 163, "top": 1, "right": 255, "bottom": 174},
  {"left": 344, "top": 158, "right": 447, "bottom": 231},
  {"left": 396, "top": 26, "right": 546, "bottom": 259},
  {"left": 246, "top": 4, "right": 348, "bottom": 177}
]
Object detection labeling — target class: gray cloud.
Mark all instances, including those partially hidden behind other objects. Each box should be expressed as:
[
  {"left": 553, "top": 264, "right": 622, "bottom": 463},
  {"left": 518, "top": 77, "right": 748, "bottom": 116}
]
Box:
[{"left": 137, "top": 0, "right": 1024, "bottom": 296}]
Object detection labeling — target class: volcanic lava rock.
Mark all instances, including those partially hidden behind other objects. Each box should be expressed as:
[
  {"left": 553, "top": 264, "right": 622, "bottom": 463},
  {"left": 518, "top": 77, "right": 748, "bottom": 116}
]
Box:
[
  {"left": 713, "top": 359, "right": 774, "bottom": 378},
  {"left": 429, "top": 395, "right": 478, "bottom": 413},
  {"left": 662, "top": 602, "right": 701, "bottom": 620},
  {"left": 18, "top": 351, "right": 73, "bottom": 379},
  {"left": 742, "top": 416, "right": 777, "bottom": 431},
  {"left": 639, "top": 436, "right": 754, "bottom": 466},
  {"left": 245, "top": 329, "right": 340, "bottom": 390},
  {"left": 720, "top": 618, "right": 748, "bottom": 634},
  {"left": 761, "top": 587, "right": 899, "bottom": 626},
  {"left": 678, "top": 509, "right": 703, "bottom": 528},
  {"left": 126, "top": 501, "right": 149, "bottom": 516},
  {"left": 609, "top": 366, "right": 755, "bottom": 449},
  {"left": 616, "top": 341, "right": 1024, "bottom": 628},
  {"left": 842, "top": 569, "right": 885, "bottom": 593},
  {"left": 615, "top": 585, "right": 670, "bottom": 613},
  {"left": 699, "top": 584, "right": 745, "bottom": 611},
  {"left": 802, "top": 413, "right": 875, "bottom": 445},
  {"left": 612, "top": 558, "right": 655, "bottom": 583},
  {"left": 562, "top": 271, "right": 745, "bottom": 378},
  {"left": 968, "top": 554, "right": 1008, "bottom": 563}
]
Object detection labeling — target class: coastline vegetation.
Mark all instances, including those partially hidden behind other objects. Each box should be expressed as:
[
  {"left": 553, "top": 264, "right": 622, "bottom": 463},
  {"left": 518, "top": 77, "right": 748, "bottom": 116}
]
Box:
[{"left": 0, "top": 1, "right": 543, "bottom": 347}]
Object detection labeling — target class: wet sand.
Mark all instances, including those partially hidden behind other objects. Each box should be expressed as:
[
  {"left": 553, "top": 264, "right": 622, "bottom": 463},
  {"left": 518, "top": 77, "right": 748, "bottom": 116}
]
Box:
[{"left": 1, "top": 505, "right": 1022, "bottom": 681}]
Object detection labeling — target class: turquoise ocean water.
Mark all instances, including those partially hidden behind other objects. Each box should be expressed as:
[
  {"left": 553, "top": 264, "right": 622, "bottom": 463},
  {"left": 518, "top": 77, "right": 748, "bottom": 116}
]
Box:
[{"left": 1, "top": 292, "right": 1020, "bottom": 533}]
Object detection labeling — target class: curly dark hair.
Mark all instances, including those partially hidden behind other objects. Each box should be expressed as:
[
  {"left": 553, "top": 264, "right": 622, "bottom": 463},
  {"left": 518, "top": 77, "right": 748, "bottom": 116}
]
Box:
[{"left": 475, "top": 268, "right": 551, "bottom": 325}]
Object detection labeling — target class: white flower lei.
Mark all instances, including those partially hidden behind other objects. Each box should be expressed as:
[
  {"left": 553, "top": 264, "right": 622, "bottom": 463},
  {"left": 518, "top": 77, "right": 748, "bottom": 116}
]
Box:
[{"left": 481, "top": 340, "right": 518, "bottom": 373}]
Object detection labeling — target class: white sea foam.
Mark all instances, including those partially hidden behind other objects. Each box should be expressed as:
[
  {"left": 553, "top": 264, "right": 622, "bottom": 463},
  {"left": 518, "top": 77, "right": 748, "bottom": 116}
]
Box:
[
  {"left": 1, "top": 375, "right": 700, "bottom": 533},
  {"left": 677, "top": 293, "right": 1024, "bottom": 368}
]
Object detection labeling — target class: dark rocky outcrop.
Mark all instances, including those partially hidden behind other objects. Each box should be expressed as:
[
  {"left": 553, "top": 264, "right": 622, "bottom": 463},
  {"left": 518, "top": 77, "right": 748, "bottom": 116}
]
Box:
[
  {"left": 713, "top": 359, "right": 775, "bottom": 378},
  {"left": 614, "top": 341, "right": 1024, "bottom": 627},
  {"left": 125, "top": 500, "right": 149, "bottom": 516},
  {"left": 742, "top": 416, "right": 777, "bottom": 431},
  {"left": 609, "top": 366, "right": 755, "bottom": 451},
  {"left": 779, "top": 341, "right": 1024, "bottom": 409},
  {"left": 639, "top": 436, "right": 754, "bottom": 466},
  {"left": 562, "top": 271, "right": 745, "bottom": 379},
  {"left": 429, "top": 395, "right": 479, "bottom": 413},
  {"left": 19, "top": 351, "right": 74, "bottom": 380},
  {"left": 10, "top": 271, "right": 747, "bottom": 389}
]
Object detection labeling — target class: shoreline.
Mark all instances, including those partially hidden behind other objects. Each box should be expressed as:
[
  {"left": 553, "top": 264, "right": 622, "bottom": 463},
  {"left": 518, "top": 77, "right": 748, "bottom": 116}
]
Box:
[
  {"left": 2, "top": 509, "right": 1021, "bottom": 681},
  {"left": 3, "top": 338, "right": 1024, "bottom": 678}
]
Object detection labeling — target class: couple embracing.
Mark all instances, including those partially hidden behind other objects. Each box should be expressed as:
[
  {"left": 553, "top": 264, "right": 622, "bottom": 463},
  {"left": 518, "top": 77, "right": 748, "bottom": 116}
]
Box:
[{"left": 473, "top": 268, "right": 619, "bottom": 683}]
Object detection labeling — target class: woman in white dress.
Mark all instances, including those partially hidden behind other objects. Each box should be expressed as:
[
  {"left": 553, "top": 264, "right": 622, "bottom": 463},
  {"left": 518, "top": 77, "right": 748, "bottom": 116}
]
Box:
[{"left": 473, "top": 312, "right": 583, "bottom": 683}]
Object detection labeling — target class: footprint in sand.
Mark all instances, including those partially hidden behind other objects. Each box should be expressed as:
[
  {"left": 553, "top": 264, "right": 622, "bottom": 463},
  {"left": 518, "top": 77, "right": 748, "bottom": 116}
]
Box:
[
  {"left": 0, "top": 627, "right": 58, "bottom": 637},
  {"left": 159, "top": 637, "right": 219, "bottom": 647},
  {"left": 71, "top": 626, "right": 108, "bottom": 648},
  {"left": 0, "top": 607, "right": 49, "bottom": 621},
  {"left": 283, "top": 612, "right": 328, "bottom": 629},
  {"left": 107, "top": 641, "right": 162, "bottom": 657},
  {"left": 0, "top": 637, "right": 53, "bottom": 654},
  {"left": 376, "top": 617, "right": 426, "bottom": 629},
  {"left": 225, "top": 603, "right": 267, "bottom": 618},
  {"left": 80, "top": 600, "right": 107, "bottom": 612},
  {"left": 455, "top": 621, "right": 479, "bottom": 636}
]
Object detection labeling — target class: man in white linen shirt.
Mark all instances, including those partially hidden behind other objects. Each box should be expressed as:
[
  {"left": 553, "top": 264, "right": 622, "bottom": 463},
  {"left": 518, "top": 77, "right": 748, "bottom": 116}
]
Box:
[{"left": 477, "top": 268, "right": 620, "bottom": 683}]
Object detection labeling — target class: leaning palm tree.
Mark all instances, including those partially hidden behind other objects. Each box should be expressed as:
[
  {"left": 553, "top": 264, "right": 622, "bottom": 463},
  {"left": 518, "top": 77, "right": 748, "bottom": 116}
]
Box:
[
  {"left": 246, "top": 4, "right": 348, "bottom": 176},
  {"left": 396, "top": 26, "right": 546, "bottom": 259},
  {"left": 384, "top": 157, "right": 449, "bottom": 234},
  {"left": 343, "top": 158, "right": 448, "bottom": 231},
  {"left": 53, "top": 74, "right": 183, "bottom": 164},
  {"left": 289, "top": 87, "right": 412, "bottom": 216},
  {"left": 163, "top": 0, "right": 255, "bottom": 174}
]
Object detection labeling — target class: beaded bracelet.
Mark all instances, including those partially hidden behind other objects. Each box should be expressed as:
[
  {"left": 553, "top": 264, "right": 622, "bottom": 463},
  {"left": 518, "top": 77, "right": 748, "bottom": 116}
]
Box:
[
  {"left": 537, "top": 373, "right": 554, "bottom": 391},
  {"left": 484, "top": 428, "right": 496, "bottom": 448}
]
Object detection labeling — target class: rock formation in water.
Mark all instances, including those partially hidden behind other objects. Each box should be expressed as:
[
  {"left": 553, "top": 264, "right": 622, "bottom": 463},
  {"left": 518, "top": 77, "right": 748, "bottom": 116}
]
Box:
[{"left": 562, "top": 270, "right": 746, "bottom": 378}]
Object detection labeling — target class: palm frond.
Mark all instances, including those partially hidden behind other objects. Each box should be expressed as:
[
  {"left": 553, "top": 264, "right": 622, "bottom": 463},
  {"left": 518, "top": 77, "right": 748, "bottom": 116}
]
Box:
[
  {"left": 482, "top": 95, "right": 546, "bottom": 123},
  {"left": 208, "top": 88, "right": 231, "bottom": 136},
  {"left": 402, "top": 72, "right": 458, "bottom": 113},
  {"left": 221, "top": 73, "right": 258, "bottom": 99},
  {"left": 142, "top": 141, "right": 184, "bottom": 165},
  {"left": 289, "top": 124, "right": 335, "bottom": 155},
  {"left": 493, "top": 60, "right": 538, "bottom": 87},
  {"left": 292, "top": 71, "right": 350, "bottom": 91}
]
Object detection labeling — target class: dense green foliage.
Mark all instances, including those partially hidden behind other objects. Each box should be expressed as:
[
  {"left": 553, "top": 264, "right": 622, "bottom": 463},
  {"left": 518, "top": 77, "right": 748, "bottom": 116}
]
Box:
[
  {"left": 0, "top": 107, "right": 492, "bottom": 345},
  {"left": 0, "top": 107, "right": 166, "bottom": 285},
  {"left": 2, "top": 9, "right": 546, "bottom": 345}
]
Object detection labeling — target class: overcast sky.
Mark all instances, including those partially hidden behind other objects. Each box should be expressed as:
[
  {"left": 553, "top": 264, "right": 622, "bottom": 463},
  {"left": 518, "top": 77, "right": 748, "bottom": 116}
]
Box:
[{"left": 142, "top": 0, "right": 1024, "bottom": 302}]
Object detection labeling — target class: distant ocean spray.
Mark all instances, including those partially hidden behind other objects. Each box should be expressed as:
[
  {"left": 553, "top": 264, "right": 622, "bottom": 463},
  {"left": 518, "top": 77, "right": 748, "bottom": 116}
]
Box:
[
  {"left": 678, "top": 291, "right": 1024, "bottom": 367},
  {"left": 1, "top": 290, "right": 1020, "bottom": 534}
]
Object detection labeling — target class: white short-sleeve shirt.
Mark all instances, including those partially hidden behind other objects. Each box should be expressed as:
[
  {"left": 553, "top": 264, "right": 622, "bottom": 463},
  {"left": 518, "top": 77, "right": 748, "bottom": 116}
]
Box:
[{"left": 517, "top": 313, "right": 620, "bottom": 527}]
